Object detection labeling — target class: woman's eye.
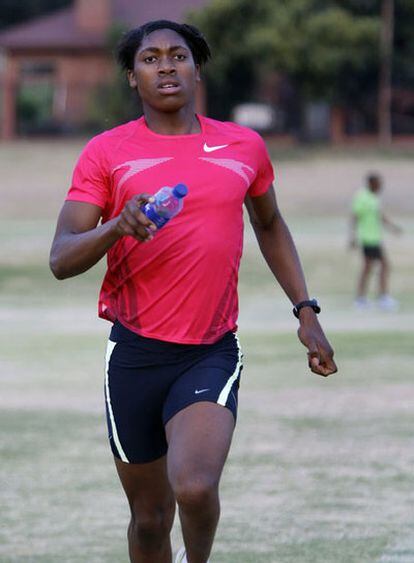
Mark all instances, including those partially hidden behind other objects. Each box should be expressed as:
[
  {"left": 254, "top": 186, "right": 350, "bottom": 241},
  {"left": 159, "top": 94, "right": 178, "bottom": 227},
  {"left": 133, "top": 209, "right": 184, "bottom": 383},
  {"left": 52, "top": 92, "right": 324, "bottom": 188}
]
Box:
[
  {"left": 144, "top": 56, "right": 156, "bottom": 63},
  {"left": 175, "top": 54, "right": 186, "bottom": 61}
]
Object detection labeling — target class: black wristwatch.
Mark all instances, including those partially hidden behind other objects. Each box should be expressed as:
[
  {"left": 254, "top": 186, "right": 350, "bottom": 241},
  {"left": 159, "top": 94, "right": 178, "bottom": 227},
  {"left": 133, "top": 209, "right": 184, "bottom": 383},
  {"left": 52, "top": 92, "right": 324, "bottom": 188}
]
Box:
[{"left": 293, "top": 298, "right": 321, "bottom": 319}]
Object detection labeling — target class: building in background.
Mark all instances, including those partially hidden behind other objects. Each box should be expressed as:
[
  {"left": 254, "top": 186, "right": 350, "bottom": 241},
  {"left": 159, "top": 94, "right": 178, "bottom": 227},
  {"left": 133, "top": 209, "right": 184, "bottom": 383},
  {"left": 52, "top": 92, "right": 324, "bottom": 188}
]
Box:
[{"left": 0, "top": 0, "right": 209, "bottom": 139}]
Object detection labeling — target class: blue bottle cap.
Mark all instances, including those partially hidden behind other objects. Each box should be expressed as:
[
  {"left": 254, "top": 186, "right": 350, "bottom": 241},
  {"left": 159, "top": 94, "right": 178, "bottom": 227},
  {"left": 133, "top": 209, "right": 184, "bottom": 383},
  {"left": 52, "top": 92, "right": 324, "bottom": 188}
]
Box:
[{"left": 172, "top": 183, "right": 188, "bottom": 198}]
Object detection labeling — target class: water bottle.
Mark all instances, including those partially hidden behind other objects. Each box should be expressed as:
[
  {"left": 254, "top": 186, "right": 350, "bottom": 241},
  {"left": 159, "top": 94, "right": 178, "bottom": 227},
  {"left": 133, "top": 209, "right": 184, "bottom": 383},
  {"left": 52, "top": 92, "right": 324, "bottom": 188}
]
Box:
[{"left": 142, "top": 183, "right": 188, "bottom": 230}]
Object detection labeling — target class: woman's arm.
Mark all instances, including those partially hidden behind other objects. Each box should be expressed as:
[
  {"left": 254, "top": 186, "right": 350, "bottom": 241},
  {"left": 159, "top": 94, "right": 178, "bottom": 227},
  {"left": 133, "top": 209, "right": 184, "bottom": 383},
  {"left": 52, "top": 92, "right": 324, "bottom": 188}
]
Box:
[
  {"left": 245, "top": 186, "right": 337, "bottom": 377},
  {"left": 49, "top": 195, "right": 156, "bottom": 280}
]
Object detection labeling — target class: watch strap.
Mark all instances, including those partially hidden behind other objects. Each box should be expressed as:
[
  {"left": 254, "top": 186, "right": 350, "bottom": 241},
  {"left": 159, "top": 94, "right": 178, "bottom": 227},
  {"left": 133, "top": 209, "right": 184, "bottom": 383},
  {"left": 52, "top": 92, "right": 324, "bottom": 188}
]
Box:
[{"left": 293, "top": 299, "right": 321, "bottom": 319}]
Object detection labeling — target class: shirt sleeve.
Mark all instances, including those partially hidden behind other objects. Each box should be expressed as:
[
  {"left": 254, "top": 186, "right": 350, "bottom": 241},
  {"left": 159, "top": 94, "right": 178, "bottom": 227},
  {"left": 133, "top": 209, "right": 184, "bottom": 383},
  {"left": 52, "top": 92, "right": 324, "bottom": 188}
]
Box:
[
  {"left": 247, "top": 133, "right": 275, "bottom": 197},
  {"left": 66, "top": 136, "right": 110, "bottom": 209}
]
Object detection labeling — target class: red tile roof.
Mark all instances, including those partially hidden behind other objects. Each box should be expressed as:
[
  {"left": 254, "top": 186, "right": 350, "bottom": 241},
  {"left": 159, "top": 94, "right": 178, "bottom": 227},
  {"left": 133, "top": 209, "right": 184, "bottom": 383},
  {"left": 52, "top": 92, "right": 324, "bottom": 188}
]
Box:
[
  {"left": 0, "top": 0, "right": 210, "bottom": 51},
  {"left": 0, "top": 8, "right": 102, "bottom": 50}
]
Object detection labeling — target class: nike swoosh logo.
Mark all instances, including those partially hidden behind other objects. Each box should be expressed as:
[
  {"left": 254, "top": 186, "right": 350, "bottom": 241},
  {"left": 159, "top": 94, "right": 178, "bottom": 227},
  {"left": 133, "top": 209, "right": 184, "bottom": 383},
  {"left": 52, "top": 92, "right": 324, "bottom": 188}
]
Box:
[
  {"left": 195, "top": 388, "right": 210, "bottom": 395},
  {"left": 203, "top": 143, "right": 229, "bottom": 153}
]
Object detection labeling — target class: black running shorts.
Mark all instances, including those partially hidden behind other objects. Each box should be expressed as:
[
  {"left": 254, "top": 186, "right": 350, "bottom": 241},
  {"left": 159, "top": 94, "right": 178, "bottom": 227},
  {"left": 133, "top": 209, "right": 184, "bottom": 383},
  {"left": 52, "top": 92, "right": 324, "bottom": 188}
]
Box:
[
  {"left": 104, "top": 321, "right": 243, "bottom": 464},
  {"left": 362, "top": 245, "right": 383, "bottom": 259}
]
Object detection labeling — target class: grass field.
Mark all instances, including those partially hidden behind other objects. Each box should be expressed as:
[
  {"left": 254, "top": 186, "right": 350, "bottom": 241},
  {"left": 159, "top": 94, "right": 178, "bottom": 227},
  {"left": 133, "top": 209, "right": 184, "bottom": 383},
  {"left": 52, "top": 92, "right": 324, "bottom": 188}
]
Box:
[{"left": 1, "top": 141, "right": 413, "bottom": 562}]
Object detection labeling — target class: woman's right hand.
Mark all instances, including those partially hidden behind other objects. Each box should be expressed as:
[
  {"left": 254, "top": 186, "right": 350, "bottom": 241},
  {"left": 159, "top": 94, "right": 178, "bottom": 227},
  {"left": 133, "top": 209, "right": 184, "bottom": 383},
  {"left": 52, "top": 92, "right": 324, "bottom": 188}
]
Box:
[{"left": 114, "top": 194, "right": 157, "bottom": 242}]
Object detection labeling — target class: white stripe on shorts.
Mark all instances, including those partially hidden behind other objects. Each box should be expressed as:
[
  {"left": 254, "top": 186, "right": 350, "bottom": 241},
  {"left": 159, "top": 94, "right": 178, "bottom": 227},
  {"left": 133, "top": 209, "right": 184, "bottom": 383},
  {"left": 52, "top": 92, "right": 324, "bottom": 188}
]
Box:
[
  {"left": 217, "top": 333, "right": 243, "bottom": 407},
  {"left": 105, "top": 339, "right": 129, "bottom": 463}
]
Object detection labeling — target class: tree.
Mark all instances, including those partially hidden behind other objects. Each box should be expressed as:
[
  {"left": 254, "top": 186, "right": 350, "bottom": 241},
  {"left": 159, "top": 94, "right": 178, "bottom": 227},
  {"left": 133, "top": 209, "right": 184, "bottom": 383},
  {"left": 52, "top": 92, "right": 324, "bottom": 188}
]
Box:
[
  {"left": 190, "top": 0, "right": 271, "bottom": 119},
  {"left": 192, "top": 0, "right": 379, "bottom": 120}
]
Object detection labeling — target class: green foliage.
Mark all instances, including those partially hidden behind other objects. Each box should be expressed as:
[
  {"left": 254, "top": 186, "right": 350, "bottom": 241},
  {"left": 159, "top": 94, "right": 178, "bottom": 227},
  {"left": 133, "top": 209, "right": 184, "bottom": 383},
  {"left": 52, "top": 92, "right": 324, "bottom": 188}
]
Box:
[
  {"left": 192, "top": 0, "right": 381, "bottom": 113},
  {"left": 190, "top": 0, "right": 271, "bottom": 118},
  {"left": 394, "top": 0, "right": 414, "bottom": 87},
  {"left": 269, "top": 5, "right": 379, "bottom": 100}
]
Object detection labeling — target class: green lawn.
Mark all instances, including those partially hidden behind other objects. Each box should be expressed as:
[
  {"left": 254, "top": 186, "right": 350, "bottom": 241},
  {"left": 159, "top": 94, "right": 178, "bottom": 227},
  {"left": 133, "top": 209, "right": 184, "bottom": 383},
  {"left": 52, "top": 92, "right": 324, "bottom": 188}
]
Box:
[
  {"left": 1, "top": 145, "right": 413, "bottom": 562},
  {"left": 1, "top": 325, "right": 414, "bottom": 562}
]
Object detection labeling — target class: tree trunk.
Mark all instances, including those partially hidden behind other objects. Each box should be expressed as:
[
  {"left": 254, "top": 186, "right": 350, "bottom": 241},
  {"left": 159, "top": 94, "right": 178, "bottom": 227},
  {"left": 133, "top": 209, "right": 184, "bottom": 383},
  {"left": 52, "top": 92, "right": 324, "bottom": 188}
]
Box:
[
  {"left": 330, "top": 106, "right": 346, "bottom": 144},
  {"left": 378, "top": 0, "right": 394, "bottom": 145}
]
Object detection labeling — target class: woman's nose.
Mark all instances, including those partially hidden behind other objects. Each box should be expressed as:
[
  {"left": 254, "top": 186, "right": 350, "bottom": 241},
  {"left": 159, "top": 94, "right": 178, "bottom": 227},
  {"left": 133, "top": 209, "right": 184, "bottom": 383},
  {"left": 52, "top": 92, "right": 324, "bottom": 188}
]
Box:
[{"left": 158, "top": 57, "right": 176, "bottom": 74}]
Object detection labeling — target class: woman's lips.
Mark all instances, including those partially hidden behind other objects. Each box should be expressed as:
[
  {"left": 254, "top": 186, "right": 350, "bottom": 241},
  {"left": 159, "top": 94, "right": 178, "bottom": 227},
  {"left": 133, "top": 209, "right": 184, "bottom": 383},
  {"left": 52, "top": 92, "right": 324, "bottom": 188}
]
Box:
[{"left": 157, "top": 82, "right": 181, "bottom": 95}]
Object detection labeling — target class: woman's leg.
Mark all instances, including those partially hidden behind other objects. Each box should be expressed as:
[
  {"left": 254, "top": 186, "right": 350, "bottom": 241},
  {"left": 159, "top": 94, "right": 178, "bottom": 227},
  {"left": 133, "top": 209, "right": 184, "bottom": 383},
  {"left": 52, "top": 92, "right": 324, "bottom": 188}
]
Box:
[
  {"left": 379, "top": 252, "right": 390, "bottom": 296},
  {"left": 166, "top": 402, "right": 235, "bottom": 563},
  {"left": 114, "top": 455, "right": 176, "bottom": 563},
  {"left": 357, "top": 255, "right": 374, "bottom": 298}
]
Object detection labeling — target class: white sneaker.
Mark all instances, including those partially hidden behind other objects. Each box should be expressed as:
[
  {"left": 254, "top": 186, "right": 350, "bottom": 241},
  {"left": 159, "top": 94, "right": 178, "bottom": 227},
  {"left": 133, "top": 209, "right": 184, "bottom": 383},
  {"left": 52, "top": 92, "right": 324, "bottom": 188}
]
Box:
[
  {"left": 174, "top": 546, "right": 210, "bottom": 563},
  {"left": 377, "top": 294, "right": 399, "bottom": 311},
  {"left": 174, "top": 547, "right": 187, "bottom": 563},
  {"left": 354, "top": 297, "right": 370, "bottom": 310}
]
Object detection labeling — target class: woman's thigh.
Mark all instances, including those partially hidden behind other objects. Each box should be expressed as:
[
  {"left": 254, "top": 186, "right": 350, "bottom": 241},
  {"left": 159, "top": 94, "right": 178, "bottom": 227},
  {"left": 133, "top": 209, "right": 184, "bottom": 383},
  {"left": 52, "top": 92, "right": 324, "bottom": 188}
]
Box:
[{"left": 165, "top": 402, "right": 235, "bottom": 491}]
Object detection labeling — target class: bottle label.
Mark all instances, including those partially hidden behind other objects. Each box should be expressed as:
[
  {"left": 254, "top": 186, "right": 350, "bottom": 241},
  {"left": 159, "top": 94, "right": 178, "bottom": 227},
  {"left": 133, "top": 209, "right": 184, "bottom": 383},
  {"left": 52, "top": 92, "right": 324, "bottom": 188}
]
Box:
[{"left": 142, "top": 204, "right": 170, "bottom": 229}]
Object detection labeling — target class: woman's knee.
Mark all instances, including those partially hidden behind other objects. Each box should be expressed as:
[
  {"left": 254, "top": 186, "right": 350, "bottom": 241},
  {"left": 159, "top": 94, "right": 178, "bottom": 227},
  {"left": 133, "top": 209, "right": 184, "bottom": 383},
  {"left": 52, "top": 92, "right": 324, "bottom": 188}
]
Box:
[
  {"left": 129, "top": 502, "right": 174, "bottom": 548},
  {"left": 173, "top": 475, "right": 219, "bottom": 510}
]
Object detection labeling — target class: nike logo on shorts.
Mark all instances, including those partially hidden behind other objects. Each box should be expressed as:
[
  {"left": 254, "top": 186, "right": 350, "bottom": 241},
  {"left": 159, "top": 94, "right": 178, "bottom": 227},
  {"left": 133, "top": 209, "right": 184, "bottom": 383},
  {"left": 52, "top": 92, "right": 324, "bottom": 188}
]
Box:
[
  {"left": 194, "top": 388, "right": 210, "bottom": 394},
  {"left": 203, "top": 142, "right": 229, "bottom": 153}
]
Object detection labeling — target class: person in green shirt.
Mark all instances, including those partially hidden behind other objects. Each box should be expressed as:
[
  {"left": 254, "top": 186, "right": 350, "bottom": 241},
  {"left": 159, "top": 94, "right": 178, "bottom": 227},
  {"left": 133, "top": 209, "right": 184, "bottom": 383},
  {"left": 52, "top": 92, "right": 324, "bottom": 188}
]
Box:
[{"left": 350, "top": 173, "right": 402, "bottom": 310}]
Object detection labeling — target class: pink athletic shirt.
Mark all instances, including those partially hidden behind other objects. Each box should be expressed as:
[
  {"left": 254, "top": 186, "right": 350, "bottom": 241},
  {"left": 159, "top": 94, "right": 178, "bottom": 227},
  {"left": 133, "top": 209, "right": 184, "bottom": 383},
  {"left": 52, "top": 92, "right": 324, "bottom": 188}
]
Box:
[{"left": 66, "top": 115, "right": 274, "bottom": 344}]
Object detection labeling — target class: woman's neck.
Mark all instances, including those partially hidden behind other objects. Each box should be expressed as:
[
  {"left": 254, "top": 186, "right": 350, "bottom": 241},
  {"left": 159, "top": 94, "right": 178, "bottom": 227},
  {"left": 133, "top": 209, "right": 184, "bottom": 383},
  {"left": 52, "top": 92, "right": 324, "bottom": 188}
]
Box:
[{"left": 142, "top": 105, "right": 200, "bottom": 136}]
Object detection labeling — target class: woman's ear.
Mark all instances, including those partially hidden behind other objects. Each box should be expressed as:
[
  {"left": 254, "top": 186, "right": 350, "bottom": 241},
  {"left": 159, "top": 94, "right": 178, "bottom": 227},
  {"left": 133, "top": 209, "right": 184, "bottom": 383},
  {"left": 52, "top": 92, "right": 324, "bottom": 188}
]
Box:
[
  {"left": 195, "top": 64, "right": 201, "bottom": 83},
  {"left": 127, "top": 70, "right": 137, "bottom": 89}
]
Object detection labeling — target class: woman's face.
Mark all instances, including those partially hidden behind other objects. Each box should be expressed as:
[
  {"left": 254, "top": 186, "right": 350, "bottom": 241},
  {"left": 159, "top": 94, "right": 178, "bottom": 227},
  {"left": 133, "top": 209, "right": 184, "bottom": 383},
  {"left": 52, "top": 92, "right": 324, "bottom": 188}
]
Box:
[{"left": 128, "top": 28, "right": 200, "bottom": 114}]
